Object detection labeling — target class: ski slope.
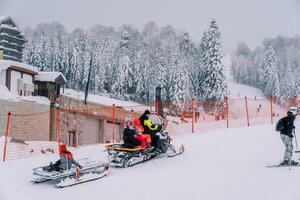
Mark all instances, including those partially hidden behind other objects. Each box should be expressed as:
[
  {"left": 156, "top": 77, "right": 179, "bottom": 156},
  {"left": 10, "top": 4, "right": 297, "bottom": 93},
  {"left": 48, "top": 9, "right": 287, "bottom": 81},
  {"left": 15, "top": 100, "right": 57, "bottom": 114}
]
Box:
[
  {"left": 1, "top": 121, "right": 300, "bottom": 200},
  {"left": 223, "top": 56, "right": 265, "bottom": 99}
]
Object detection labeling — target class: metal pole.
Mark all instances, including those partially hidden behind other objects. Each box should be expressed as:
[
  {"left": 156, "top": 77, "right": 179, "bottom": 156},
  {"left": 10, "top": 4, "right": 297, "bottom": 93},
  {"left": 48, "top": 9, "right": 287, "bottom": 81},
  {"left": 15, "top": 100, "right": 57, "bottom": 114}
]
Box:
[
  {"left": 192, "top": 99, "right": 195, "bottom": 133},
  {"left": 270, "top": 96, "right": 273, "bottom": 124},
  {"left": 226, "top": 97, "right": 229, "bottom": 128},
  {"left": 293, "top": 129, "right": 300, "bottom": 161},
  {"left": 56, "top": 108, "right": 61, "bottom": 152},
  {"left": 3, "top": 112, "right": 11, "bottom": 161},
  {"left": 112, "top": 104, "right": 115, "bottom": 143},
  {"left": 245, "top": 97, "right": 250, "bottom": 126}
]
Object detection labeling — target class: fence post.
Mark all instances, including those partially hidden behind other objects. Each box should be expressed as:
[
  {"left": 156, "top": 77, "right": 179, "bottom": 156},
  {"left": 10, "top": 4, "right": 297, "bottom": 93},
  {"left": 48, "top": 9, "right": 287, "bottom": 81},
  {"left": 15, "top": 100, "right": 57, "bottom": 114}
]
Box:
[
  {"left": 155, "top": 100, "right": 159, "bottom": 115},
  {"left": 192, "top": 99, "right": 195, "bottom": 133},
  {"left": 3, "top": 112, "right": 11, "bottom": 162},
  {"left": 112, "top": 104, "right": 115, "bottom": 143},
  {"left": 226, "top": 97, "right": 229, "bottom": 128},
  {"left": 270, "top": 96, "right": 273, "bottom": 124},
  {"left": 56, "top": 108, "right": 61, "bottom": 151},
  {"left": 245, "top": 97, "right": 250, "bottom": 126}
]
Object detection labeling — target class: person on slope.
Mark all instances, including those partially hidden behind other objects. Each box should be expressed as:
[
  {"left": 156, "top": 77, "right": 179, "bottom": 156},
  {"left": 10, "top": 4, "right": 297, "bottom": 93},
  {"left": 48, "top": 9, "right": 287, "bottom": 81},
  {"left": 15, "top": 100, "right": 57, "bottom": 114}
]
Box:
[
  {"left": 279, "top": 107, "right": 298, "bottom": 166},
  {"left": 138, "top": 110, "right": 162, "bottom": 153},
  {"left": 133, "top": 118, "right": 152, "bottom": 148},
  {"left": 123, "top": 118, "right": 147, "bottom": 149},
  {"left": 43, "top": 144, "right": 82, "bottom": 172}
]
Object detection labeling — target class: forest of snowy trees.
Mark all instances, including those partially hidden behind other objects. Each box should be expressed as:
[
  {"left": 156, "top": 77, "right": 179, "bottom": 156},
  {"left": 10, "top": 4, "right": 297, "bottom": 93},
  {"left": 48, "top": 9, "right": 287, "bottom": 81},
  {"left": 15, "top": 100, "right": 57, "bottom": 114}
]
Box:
[
  {"left": 22, "top": 19, "right": 227, "bottom": 103},
  {"left": 231, "top": 36, "right": 300, "bottom": 97}
]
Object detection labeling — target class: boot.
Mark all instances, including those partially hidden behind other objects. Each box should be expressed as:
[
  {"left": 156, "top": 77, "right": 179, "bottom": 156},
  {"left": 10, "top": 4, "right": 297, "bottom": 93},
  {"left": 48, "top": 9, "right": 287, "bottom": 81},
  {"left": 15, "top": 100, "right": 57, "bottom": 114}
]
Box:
[
  {"left": 279, "top": 160, "right": 289, "bottom": 166},
  {"left": 291, "top": 160, "right": 299, "bottom": 166}
]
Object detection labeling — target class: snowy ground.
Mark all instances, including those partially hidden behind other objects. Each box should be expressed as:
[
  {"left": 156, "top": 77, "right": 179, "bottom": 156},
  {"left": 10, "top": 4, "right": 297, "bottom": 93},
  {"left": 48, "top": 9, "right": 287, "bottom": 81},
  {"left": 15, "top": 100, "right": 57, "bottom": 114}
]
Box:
[
  {"left": 223, "top": 56, "right": 265, "bottom": 99},
  {"left": 1, "top": 120, "right": 300, "bottom": 200}
]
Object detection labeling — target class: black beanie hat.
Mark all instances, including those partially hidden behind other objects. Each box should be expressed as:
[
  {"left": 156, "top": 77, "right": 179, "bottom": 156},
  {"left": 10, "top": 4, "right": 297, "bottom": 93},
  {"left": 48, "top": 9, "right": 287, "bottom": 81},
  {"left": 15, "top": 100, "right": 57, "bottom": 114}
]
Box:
[{"left": 144, "top": 110, "right": 151, "bottom": 115}]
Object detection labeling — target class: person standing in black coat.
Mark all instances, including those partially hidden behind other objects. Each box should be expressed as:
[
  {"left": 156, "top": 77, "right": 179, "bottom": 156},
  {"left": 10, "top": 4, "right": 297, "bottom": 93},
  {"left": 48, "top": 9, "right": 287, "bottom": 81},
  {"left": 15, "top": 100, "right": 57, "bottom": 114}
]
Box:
[{"left": 279, "top": 109, "right": 298, "bottom": 166}]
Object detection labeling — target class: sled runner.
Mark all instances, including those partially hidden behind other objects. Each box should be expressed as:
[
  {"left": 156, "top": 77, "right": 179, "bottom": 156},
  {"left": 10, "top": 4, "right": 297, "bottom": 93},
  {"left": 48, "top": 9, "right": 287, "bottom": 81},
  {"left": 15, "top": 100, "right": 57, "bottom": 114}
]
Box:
[{"left": 32, "top": 158, "right": 109, "bottom": 188}]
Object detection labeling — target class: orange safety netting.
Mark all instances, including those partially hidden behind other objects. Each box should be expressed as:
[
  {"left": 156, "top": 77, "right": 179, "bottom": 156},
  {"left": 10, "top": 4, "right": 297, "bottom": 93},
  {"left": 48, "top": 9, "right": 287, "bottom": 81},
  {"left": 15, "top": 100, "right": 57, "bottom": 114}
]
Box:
[
  {"left": 3, "top": 111, "right": 56, "bottom": 161},
  {"left": 2, "top": 96, "right": 299, "bottom": 161}
]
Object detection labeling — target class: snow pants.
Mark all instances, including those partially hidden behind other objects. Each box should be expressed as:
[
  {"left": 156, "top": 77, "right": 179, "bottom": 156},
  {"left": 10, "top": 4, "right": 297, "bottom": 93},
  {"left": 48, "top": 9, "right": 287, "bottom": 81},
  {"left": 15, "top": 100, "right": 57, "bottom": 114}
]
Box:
[
  {"left": 135, "top": 134, "right": 151, "bottom": 149},
  {"left": 135, "top": 135, "right": 147, "bottom": 149},
  {"left": 280, "top": 134, "right": 293, "bottom": 161}
]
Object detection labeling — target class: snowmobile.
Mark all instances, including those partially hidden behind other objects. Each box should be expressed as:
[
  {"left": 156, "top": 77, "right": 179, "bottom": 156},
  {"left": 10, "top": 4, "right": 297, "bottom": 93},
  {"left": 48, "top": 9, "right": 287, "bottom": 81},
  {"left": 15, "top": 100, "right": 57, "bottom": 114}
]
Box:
[
  {"left": 106, "top": 115, "right": 184, "bottom": 168},
  {"left": 32, "top": 158, "right": 109, "bottom": 188}
]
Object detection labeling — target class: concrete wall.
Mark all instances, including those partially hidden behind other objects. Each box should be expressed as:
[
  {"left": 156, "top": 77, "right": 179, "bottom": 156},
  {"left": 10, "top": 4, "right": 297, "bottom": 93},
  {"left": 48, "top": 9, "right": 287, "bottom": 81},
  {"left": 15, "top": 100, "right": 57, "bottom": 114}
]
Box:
[
  {"left": 0, "top": 99, "right": 50, "bottom": 141},
  {"left": 0, "top": 70, "right": 5, "bottom": 86},
  {"left": 10, "top": 70, "right": 21, "bottom": 95},
  {"left": 56, "top": 95, "right": 127, "bottom": 145}
]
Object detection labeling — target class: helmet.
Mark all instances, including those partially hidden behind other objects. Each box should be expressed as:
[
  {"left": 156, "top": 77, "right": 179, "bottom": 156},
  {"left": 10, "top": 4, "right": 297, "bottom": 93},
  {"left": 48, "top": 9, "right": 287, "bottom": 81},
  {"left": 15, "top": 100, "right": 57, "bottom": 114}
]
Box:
[
  {"left": 133, "top": 118, "right": 144, "bottom": 132},
  {"left": 125, "top": 114, "right": 132, "bottom": 122},
  {"left": 289, "top": 107, "right": 298, "bottom": 116},
  {"left": 144, "top": 110, "right": 151, "bottom": 115},
  {"left": 133, "top": 118, "right": 141, "bottom": 126},
  {"left": 59, "top": 144, "right": 67, "bottom": 154}
]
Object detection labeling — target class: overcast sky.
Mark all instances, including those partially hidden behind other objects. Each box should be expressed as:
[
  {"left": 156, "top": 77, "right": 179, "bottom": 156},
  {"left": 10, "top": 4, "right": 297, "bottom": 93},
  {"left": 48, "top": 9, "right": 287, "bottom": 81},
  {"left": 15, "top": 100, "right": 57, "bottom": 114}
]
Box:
[{"left": 1, "top": 0, "right": 299, "bottom": 52}]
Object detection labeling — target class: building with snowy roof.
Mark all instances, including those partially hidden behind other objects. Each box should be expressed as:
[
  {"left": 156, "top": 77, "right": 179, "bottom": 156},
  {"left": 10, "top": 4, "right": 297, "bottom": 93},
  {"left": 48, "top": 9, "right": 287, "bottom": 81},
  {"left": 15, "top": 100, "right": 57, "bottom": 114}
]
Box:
[
  {"left": 0, "top": 15, "right": 26, "bottom": 62},
  {"left": 0, "top": 60, "right": 38, "bottom": 96},
  {"left": 34, "top": 71, "right": 67, "bottom": 104}
]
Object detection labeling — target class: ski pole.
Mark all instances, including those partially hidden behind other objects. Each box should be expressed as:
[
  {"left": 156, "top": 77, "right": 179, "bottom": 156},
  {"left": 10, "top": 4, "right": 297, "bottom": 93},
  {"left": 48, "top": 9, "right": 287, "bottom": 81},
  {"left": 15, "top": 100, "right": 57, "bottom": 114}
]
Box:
[{"left": 293, "top": 129, "right": 300, "bottom": 160}]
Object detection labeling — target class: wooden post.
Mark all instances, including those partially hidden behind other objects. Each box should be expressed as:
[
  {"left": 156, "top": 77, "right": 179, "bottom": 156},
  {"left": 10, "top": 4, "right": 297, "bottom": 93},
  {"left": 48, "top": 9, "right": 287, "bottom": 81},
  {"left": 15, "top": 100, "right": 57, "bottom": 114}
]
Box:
[
  {"left": 155, "top": 100, "right": 159, "bottom": 115},
  {"left": 226, "top": 97, "right": 229, "bottom": 128},
  {"left": 192, "top": 99, "right": 195, "bottom": 133},
  {"left": 76, "top": 167, "right": 80, "bottom": 181},
  {"left": 56, "top": 108, "right": 61, "bottom": 151},
  {"left": 3, "top": 112, "right": 11, "bottom": 161},
  {"left": 245, "top": 97, "right": 250, "bottom": 126},
  {"left": 112, "top": 104, "right": 115, "bottom": 143},
  {"left": 270, "top": 96, "right": 273, "bottom": 124}
]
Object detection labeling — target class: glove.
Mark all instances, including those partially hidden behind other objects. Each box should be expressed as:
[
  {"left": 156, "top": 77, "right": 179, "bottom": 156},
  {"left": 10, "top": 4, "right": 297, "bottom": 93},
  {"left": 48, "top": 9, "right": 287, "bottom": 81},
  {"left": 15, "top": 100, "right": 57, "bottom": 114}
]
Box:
[{"left": 79, "top": 165, "right": 83, "bottom": 169}]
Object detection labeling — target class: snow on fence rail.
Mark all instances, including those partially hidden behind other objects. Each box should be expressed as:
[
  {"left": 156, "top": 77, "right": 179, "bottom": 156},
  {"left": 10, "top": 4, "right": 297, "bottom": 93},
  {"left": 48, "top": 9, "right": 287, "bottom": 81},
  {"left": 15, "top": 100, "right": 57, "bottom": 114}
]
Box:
[{"left": 1, "top": 96, "right": 299, "bottom": 161}]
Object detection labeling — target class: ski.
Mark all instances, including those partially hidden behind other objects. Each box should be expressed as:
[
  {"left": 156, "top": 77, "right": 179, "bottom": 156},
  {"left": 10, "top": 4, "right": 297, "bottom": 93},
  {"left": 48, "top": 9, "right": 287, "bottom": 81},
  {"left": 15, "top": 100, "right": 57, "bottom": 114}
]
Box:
[
  {"left": 31, "top": 177, "right": 52, "bottom": 184},
  {"left": 56, "top": 166, "right": 109, "bottom": 188},
  {"left": 266, "top": 164, "right": 300, "bottom": 168},
  {"left": 168, "top": 145, "right": 185, "bottom": 157}
]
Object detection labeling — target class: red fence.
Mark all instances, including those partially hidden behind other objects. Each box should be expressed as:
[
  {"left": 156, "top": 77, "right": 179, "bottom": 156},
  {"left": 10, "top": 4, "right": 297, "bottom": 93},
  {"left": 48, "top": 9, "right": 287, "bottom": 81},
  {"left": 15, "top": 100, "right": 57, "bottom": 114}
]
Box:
[
  {"left": 2, "top": 111, "right": 55, "bottom": 161},
  {"left": 2, "top": 96, "right": 299, "bottom": 161}
]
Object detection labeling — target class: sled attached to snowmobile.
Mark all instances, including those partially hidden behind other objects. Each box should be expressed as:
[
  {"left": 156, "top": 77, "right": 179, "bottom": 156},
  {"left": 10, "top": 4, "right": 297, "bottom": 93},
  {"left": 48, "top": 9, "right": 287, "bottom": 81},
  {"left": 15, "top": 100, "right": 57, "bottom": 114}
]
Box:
[
  {"left": 32, "top": 158, "right": 109, "bottom": 188},
  {"left": 106, "top": 130, "right": 184, "bottom": 168}
]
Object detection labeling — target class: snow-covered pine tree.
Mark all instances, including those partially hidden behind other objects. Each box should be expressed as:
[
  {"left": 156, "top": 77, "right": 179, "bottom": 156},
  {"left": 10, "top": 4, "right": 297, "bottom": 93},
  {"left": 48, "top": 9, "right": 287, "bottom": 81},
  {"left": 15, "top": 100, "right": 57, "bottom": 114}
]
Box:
[
  {"left": 281, "top": 59, "right": 295, "bottom": 97},
  {"left": 32, "top": 32, "right": 48, "bottom": 71},
  {"left": 179, "top": 32, "right": 196, "bottom": 100},
  {"left": 262, "top": 46, "right": 280, "bottom": 97},
  {"left": 112, "top": 31, "right": 132, "bottom": 98},
  {"left": 71, "top": 29, "right": 88, "bottom": 90},
  {"left": 201, "top": 19, "right": 227, "bottom": 101},
  {"left": 196, "top": 30, "right": 209, "bottom": 99}
]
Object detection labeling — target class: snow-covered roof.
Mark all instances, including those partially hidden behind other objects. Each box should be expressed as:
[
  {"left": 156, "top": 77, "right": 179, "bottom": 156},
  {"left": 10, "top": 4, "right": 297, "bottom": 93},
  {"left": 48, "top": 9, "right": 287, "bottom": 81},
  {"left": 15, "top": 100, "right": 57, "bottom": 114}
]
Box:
[
  {"left": 62, "top": 89, "right": 149, "bottom": 111},
  {"left": 0, "top": 85, "right": 50, "bottom": 105},
  {"left": 35, "top": 72, "right": 67, "bottom": 84},
  {"left": 0, "top": 60, "right": 38, "bottom": 74}
]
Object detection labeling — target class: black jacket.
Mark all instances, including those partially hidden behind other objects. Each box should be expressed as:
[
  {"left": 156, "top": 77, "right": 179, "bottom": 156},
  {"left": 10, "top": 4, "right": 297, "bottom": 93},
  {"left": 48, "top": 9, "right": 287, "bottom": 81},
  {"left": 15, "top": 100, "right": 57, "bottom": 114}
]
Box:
[
  {"left": 280, "top": 115, "right": 295, "bottom": 138},
  {"left": 123, "top": 128, "right": 141, "bottom": 148},
  {"left": 139, "top": 113, "right": 150, "bottom": 133}
]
